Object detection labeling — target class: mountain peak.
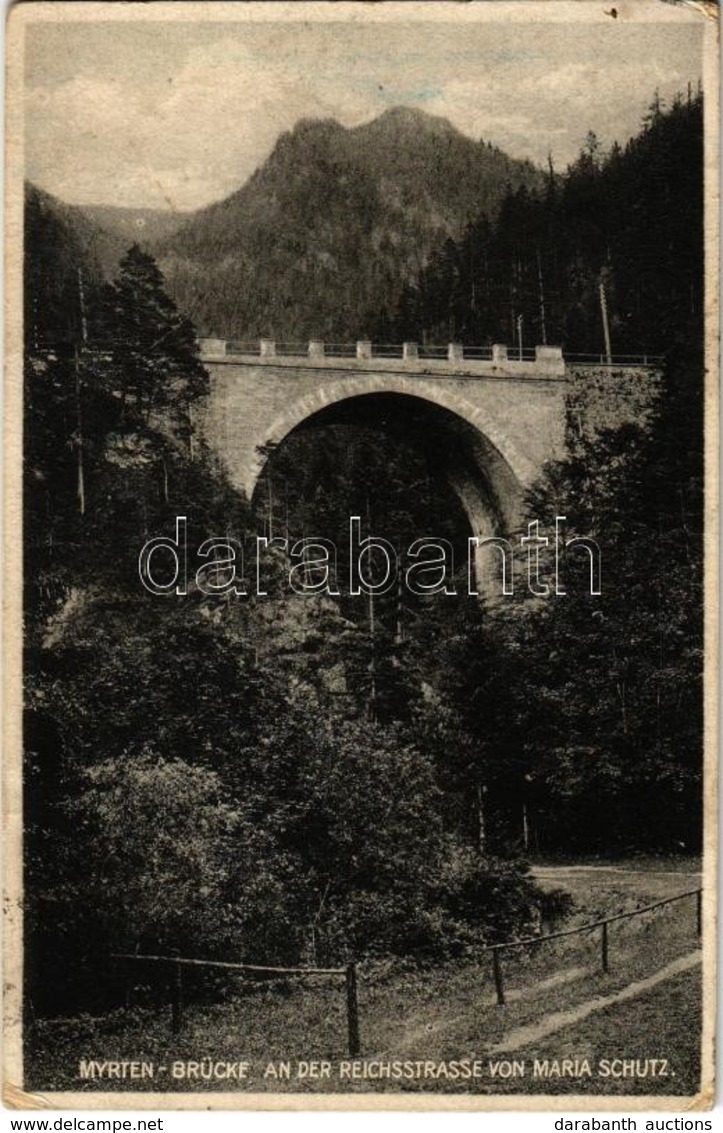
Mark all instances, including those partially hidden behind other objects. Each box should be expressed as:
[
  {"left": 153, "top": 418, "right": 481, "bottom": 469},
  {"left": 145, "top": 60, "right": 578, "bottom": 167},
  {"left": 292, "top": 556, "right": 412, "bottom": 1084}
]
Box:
[
  {"left": 291, "top": 116, "right": 345, "bottom": 136},
  {"left": 359, "top": 105, "right": 462, "bottom": 139}
]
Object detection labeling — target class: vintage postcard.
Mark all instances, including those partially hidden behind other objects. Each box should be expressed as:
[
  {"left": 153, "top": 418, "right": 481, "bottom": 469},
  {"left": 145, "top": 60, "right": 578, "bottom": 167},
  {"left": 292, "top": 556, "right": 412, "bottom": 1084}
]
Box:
[{"left": 3, "top": 0, "right": 719, "bottom": 1112}]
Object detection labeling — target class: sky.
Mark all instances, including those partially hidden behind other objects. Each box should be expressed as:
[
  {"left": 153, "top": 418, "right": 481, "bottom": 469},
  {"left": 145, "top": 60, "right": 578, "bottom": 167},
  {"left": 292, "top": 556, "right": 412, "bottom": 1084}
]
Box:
[{"left": 23, "top": 10, "right": 705, "bottom": 212}]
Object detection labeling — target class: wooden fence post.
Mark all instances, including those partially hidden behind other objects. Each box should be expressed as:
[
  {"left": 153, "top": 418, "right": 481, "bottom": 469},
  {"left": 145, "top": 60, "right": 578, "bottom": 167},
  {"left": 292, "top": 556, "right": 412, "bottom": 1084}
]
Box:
[
  {"left": 345, "top": 962, "right": 360, "bottom": 1056},
  {"left": 492, "top": 948, "right": 505, "bottom": 1006},
  {"left": 696, "top": 890, "right": 702, "bottom": 938},
  {"left": 601, "top": 921, "right": 609, "bottom": 973},
  {"left": 170, "top": 950, "right": 183, "bottom": 1034}
]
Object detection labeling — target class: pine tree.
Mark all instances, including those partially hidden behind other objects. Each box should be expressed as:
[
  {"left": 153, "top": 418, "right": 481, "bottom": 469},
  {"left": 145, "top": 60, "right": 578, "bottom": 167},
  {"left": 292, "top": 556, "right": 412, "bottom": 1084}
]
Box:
[{"left": 101, "top": 244, "right": 208, "bottom": 442}]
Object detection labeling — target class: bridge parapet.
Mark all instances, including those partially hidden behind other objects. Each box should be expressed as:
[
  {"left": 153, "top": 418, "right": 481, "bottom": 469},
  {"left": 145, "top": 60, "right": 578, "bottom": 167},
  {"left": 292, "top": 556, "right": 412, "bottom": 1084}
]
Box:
[
  {"left": 198, "top": 339, "right": 662, "bottom": 377},
  {"left": 198, "top": 338, "right": 568, "bottom": 379}
]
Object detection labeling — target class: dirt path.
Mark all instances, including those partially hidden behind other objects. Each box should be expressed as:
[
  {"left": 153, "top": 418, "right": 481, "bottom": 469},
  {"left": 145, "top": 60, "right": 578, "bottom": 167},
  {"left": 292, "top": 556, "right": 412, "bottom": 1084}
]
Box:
[{"left": 487, "top": 949, "right": 702, "bottom": 1054}]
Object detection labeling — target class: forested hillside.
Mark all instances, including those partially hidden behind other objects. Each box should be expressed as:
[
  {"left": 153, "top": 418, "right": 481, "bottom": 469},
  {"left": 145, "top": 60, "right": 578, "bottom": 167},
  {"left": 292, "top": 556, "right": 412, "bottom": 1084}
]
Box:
[
  {"left": 72, "top": 204, "right": 191, "bottom": 278},
  {"left": 150, "top": 107, "right": 546, "bottom": 339},
  {"left": 24, "top": 184, "right": 105, "bottom": 346}
]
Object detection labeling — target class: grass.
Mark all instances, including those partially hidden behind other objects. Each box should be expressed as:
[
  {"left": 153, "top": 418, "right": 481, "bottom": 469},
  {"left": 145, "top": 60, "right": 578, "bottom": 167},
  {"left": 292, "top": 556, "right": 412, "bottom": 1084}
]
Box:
[{"left": 24, "top": 860, "right": 703, "bottom": 1098}]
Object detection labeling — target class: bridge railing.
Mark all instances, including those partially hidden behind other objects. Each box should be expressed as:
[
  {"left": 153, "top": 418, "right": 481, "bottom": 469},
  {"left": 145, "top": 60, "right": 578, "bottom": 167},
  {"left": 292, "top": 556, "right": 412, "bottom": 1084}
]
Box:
[
  {"left": 199, "top": 340, "right": 523, "bottom": 363},
  {"left": 463, "top": 345, "right": 495, "bottom": 361},
  {"left": 276, "top": 341, "right": 313, "bottom": 357},
  {"left": 324, "top": 343, "right": 358, "bottom": 358},
  {"left": 225, "top": 340, "right": 260, "bottom": 355},
  {"left": 566, "top": 352, "right": 664, "bottom": 366},
  {"left": 505, "top": 346, "right": 538, "bottom": 362},
  {"left": 368, "top": 344, "right": 404, "bottom": 359},
  {"left": 197, "top": 339, "right": 661, "bottom": 369},
  {"left": 417, "top": 345, "right": 448, "bottom": 360}
]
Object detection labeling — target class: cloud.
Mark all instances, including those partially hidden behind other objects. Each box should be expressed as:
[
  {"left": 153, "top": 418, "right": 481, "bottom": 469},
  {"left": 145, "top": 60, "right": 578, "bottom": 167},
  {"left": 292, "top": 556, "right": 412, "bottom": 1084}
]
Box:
[{"left": 26, "top": 36, "right": 384, "bottom": 207}]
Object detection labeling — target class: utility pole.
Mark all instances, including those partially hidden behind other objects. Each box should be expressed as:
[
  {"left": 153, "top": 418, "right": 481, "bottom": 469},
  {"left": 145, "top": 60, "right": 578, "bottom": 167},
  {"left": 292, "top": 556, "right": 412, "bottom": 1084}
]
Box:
[
  {"left": 599, "top": 279, "right": 612, "bottom": 364},
  {"left": 77, "top": 268, "right": 88, "bottom": 346},
  {"left": 368, "top": 582, "right": 377, "bottom": 722},
  {"left": 300, "top": 526, "right": 311, "bottom": 587},
  {"left": 188, "top": 403, "right": 195, "bottom": 462},
  {"left": 366, "top": 496, "right": 377, "bottom": 723},
  {"left": 523, "top": 773, "right": 534, "bottom": 854},
  {"left": 394, "top": 552, "right": 403, "bottom": 649},
  {"left": 516, "top": 314, "right": 524, "bottom": 361},
  {"left": 509, "top": 269, "right": 516, "bottom": 345},
  {"left": 74, "top": 348, "right": 86, "bottom": 517},
  {"left": 74, "top": 269, "right": 88, "bottom": 517},
  {"left": 284, "top": 482, "right": 290, "bottom": 543},
  {"left": 537, "top": 250, "right": 547, "bottom": 345},
  {"left": 267, "top": 473, "right": 274, "bottom": 541},
  {"left": 476, "top": 782, "right": 487, "bottom": 855}
]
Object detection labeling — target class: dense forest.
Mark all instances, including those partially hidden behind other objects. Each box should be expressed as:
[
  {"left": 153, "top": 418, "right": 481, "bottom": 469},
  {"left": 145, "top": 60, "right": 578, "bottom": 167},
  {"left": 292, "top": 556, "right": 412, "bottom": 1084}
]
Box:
[
  {"left": 23, "top": 91, "right": 704, "bottom": 1017},
  {"left": 384, "top": 90, "right": 703, "bottom": 356}
]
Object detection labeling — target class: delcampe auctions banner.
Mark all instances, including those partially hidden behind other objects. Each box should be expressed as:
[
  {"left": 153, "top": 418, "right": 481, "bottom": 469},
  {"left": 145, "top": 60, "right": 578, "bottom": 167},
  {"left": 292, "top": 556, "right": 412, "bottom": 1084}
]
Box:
[{"left": 3, "top": 0, "right": 719, "bottom": 1111}]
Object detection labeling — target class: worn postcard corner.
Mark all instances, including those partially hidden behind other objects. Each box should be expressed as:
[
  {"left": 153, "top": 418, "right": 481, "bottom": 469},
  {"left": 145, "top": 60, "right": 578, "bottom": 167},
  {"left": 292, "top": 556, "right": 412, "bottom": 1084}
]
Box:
[{"left": 3, "top": 0, "right": 719, "bottom": 1113}]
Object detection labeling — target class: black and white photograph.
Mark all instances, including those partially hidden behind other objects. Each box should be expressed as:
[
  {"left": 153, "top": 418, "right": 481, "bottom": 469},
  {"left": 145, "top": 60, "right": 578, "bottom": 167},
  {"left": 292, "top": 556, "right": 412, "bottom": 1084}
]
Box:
[{"left": 3, "top": 0, "right": 718, "bottom": 1110}]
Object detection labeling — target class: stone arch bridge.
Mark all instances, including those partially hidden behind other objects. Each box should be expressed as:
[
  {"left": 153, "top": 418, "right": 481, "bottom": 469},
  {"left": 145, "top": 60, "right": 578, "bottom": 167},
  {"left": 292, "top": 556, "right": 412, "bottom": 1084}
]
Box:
[{"left": 197, "top": 338, "right": 660, "bottom": 546}]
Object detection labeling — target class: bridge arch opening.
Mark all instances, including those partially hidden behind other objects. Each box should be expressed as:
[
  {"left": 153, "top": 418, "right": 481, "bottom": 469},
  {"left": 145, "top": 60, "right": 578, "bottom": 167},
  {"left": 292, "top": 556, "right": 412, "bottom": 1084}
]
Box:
[{"left": 251, "top": 391, "right": 526, "bottom": 594}]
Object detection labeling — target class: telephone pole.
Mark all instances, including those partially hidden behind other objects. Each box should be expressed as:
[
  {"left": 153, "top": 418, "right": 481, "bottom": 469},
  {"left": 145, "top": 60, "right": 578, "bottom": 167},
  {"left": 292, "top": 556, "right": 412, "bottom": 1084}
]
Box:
[
  {"left": 74, "top": 269, "right": 88, "bottom": 516},
  {"left": 599, "top": 279, "right": 612, "bottom": 364},
  {"left": 537, "top": 250, "right": 547, "bottom": 345}
]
